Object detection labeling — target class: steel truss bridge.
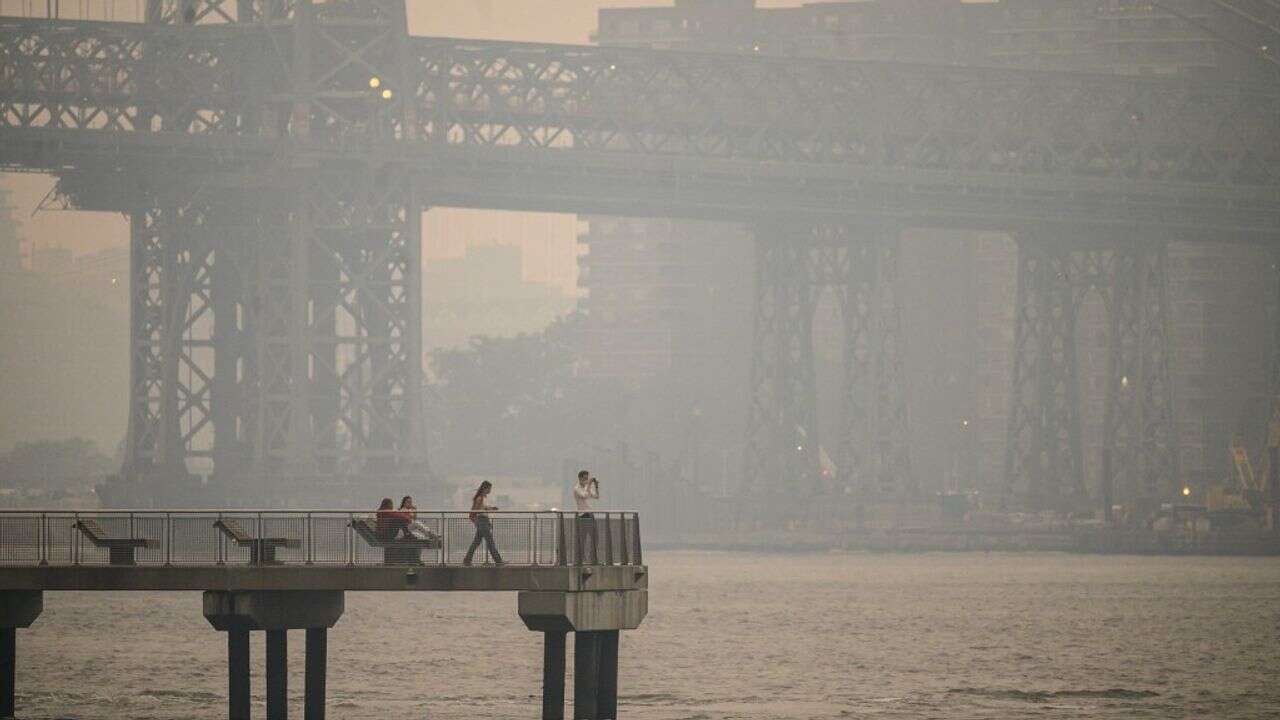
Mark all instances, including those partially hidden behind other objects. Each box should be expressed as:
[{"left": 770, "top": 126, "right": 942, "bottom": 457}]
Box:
[{"left": 2, "top": 0, "right": 1279, "bottom": 510}]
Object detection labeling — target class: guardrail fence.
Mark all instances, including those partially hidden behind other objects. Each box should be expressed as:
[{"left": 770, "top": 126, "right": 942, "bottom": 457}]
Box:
[{"left": 0, "top": 510, "right": 641, "bottom": 567}]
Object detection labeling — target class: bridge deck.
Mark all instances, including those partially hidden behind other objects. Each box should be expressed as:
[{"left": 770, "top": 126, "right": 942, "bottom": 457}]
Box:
[
  {"left": 3, "top": 15, "right": 1279, "bottom": 235},
  {"left": 0, "top": 510, "right": 644, "bottom": 592}
]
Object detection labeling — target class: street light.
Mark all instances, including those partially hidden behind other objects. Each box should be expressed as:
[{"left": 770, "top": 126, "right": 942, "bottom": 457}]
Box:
[{"left": 369, "top": 76, "right": 381, "bottom": 89}]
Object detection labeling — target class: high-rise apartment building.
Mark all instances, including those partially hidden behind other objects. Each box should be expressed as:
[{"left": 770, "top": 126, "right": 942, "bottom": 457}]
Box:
[{"left": 583, "top": 0, "right": 1277, "bottom": 500}]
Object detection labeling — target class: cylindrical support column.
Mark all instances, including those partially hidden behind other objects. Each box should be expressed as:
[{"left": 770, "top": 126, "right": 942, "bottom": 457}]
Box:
[
  {"left": 266, "top": 630, "right": 287, "bottom": 720},
  {"left": 597, "top": 631, "right": 619, "bottom": 720},
  {"left": 228, "top": 629, "right": 250, "bottom": 720},
  {"left": 542, "top": 631, "right": 566, "bottom": 720},
  {"left": 573, "top": 632, "right": 601, "bottom": 720},
  {"left": 1, "top": 628, "right": 15, "bottom": 720},
  {"left": 304, "top": 628, "right": 327, "bottom": 720}
]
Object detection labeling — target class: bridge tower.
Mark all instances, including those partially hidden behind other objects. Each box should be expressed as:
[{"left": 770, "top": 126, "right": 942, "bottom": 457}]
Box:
[
  {"left": 1003, "top": 231, "right": 1178, "bottom": 512},
  {"left": 106, "top": 0, "right": 430, "bottom": 505},
  {"left": 743, "top": 222, "right": 911, "bottom": 511}
]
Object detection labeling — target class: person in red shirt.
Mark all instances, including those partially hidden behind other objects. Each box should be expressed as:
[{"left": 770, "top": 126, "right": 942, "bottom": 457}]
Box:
[{"left": 375, "top": 497, "right": 413, "bottom": 542}]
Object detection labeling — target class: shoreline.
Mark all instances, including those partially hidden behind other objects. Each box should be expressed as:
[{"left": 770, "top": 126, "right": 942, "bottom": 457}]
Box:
[{"left": 645, "top": 528, "right": 1280, "bottom": 557}]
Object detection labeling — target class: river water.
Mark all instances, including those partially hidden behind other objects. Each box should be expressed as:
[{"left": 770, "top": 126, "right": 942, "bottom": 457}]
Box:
[{"left": 14, "top": 551, "right": 1280, "bottom": 719}]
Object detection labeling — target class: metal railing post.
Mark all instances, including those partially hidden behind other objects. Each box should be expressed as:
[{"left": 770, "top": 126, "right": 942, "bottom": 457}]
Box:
[
  {"left": 306, "top": 512, "right": 313, "bottom": 565},
  {"left": 556, "top": 512, "right": 567, "bottom": 566},
  {"left": 633, "top": 513, "right": 642, "bottom": 565},
  {"left": 619, "top": 514, "right": 630, "bottom": 566},
  {"left": 439, "top": 513, "right": 447, "bottom": 566},
  {"left": 216, "top": 512, "right": 224, "bottom": 565},
  {"left": 533, "top": 514, "right": 541, "bottom": 566},
  {"left": 602, "top": 513, "right": 613, "bottom": 566},
  {"left": 347, "top": 512, "right": 355, "bottom": 566},
  {"left": 165, "top": 512, "right": 172, "bottom": 566}
]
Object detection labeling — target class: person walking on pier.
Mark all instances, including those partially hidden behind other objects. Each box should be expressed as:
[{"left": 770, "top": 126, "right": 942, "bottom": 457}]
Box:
[
  {"left": 573, "top": 470, "right": 600, "bottom": 564},
  {"left": 463, "top": 481, "right": 504, "bottom": 566}
]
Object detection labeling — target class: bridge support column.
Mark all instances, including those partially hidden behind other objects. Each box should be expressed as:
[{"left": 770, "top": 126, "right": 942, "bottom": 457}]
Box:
[
  {"left": 744, "top": 222, "right": 913, "bottom": 507},
  {"left": 1004, "top": 233, "right": 1177, "bottom": 511},
  {"left": 266, "top": 630, "right": 287, "bottom": 720},
  {"left": 304, "top": 628, "right": 327, "bottom": 720},
  {"left": 574, "top": 631, "right": 601, "bottom": 719},
  {"left": 743, "top": 224, "right": 820, "bottom": 505},
  {"left": 1004, "top": 236, "right": 1091, "bottom": 509},
  {"left": 834, "top": 228, "right": 911, "bottom": 497},
  {"left": 204, "top": 591, "right": 344, "bottom": 720},
  {"left": 519, "top": 591, "right": 646, "bottom": 720},
  {"left": 1104, "top": 242, "right": 1178, "bottom": 509},
  {"left": 597, "top": 630, "right": 619, "bottom": 719},
  {"left": 542, "top": 631, "right": 567, "bottom": 720},
  {"left": 0, "top": 591, "right": 42, "bottom": 720},
  {"left": 228, "top": 629, "right": 250, "bottom": 720}
]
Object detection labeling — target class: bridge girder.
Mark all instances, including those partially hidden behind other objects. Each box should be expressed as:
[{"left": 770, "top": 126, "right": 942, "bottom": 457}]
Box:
[{"left": 1, "top": 14, "right": 1279, "bottom": 233}]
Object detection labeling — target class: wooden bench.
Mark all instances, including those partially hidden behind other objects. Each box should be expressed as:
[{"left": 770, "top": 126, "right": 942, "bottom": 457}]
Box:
[
  {"left": 73, "top": 519, "right": 157, "bottom": 566},
  {"left": 350, "top": 517, "right": 440, "bottom": 565},
  {"left": 213, "top": 519, "right": 300, "bottom": 565}
]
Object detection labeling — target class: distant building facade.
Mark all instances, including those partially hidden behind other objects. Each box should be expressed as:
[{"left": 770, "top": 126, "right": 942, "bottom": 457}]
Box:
[{"left": 585, "top": 0, "right": 1276, "bottom": 500}]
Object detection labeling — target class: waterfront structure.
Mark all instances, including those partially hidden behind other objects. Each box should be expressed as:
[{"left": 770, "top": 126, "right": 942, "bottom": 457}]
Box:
[
  {"left": 0, "top": 2, "right": 1278, "bottom": 517},
  {"left": 0, "top": 509, "right": 646, "bottom": 720}
]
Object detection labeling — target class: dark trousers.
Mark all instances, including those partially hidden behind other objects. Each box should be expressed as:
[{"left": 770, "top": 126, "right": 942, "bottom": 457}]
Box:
[
  {"left": 464, "top": 516, "right": 503, "bottom": 564},
  {"left": 576, "top": 513, "right": 597, "bottom": 565}
]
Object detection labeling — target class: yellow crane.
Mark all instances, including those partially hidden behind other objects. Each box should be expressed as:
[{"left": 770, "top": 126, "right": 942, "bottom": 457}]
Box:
[{"left": 1223, "top": 428, "right": 1274, "bottom": 512}]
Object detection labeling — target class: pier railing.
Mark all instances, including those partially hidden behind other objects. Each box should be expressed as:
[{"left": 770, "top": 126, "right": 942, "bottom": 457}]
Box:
[{"left": 0, "top": 510, "right": 642, "bottom": 567}]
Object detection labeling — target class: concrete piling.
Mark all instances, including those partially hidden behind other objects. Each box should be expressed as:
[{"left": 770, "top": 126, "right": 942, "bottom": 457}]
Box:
[
  {"left": 1, "top": 628, "right": 14, "bottom": 720},
  {"left": 597, "top": 630, "right": 619, "bottom": 720},
  {"left": 519, "top": 592, "right": 643, "bottom": 720},
  {"left": 542, "top": 630, "right": 567, "bottom": 720},
  {"left": 228, "top": 629, "right": 250, "bottom": 720},
  {"left": 574, "top": 631, "right": 601, "bottom": 719},
  {"left": 305, "top": 628, "right": 327, "bottom": 720},
  {"left": 204, "top": 591, "right": 344, "bottom": 720},
  {"left": 0, "top": 591, "right": 43, "bottom": 720},
  {"left": 266, "top": 630, "right": 287, "bottom": 720}
]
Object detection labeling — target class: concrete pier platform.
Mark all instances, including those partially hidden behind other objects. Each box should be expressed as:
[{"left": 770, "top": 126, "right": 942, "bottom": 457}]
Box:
[{"left": 0, "top": 509, "right": 648, "bottom": 720}]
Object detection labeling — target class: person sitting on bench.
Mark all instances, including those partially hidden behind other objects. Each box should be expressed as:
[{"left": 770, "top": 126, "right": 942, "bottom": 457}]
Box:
[
  {"left": 398, "top": 495, "right": 434, "bottom": 541},
  {"left": 375, "top": 498, "right": 413, "bottom": 542}
]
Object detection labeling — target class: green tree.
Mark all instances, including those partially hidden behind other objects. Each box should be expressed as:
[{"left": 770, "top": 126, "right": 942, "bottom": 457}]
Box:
[{"left": 426, "top": 314, "right": 629, "bottom": 477}]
